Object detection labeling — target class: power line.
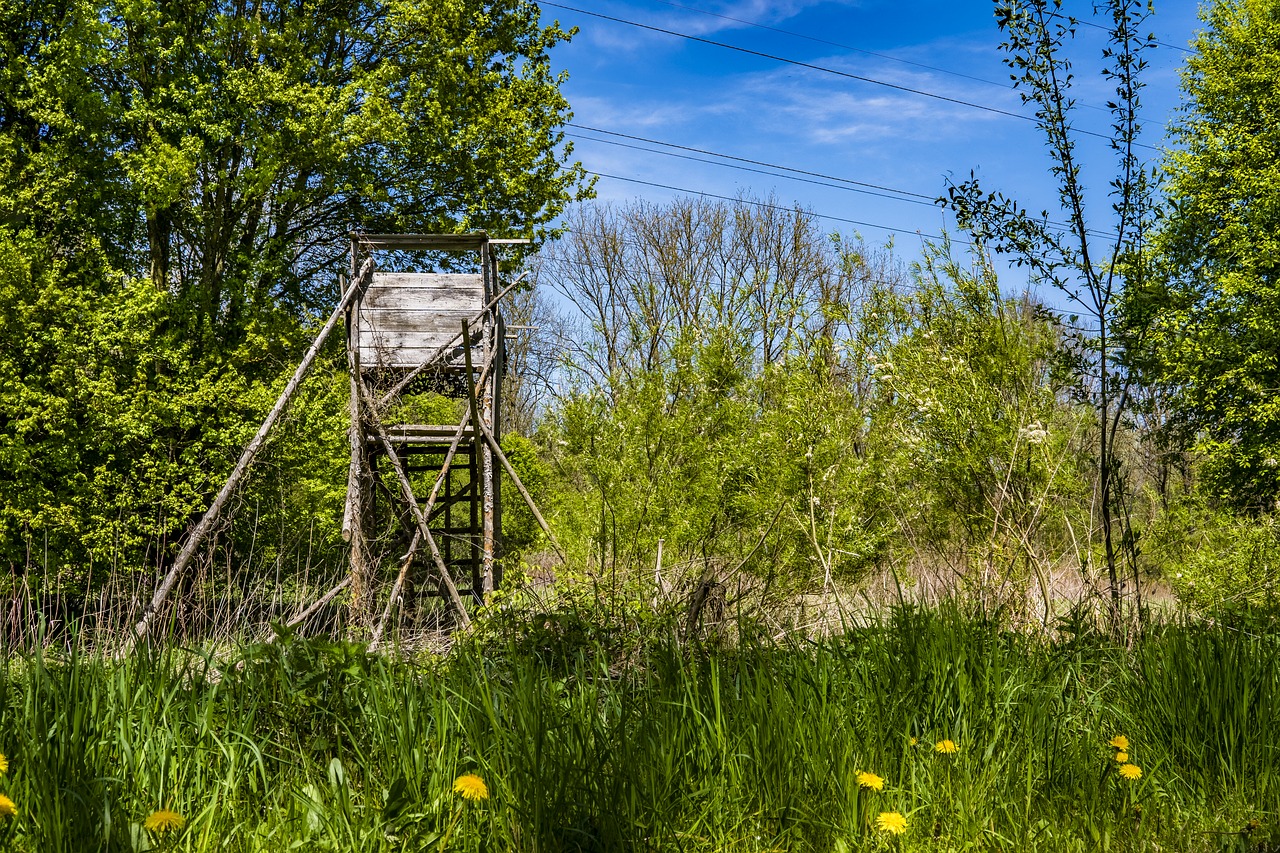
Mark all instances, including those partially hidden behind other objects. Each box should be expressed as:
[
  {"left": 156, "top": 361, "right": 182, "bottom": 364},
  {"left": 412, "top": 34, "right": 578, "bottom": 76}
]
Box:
[
  {"left": 541, "top": 1, "right": 1158, "bottom": 150},
  {"left": 571, "top": 125, "right": 1119, "bottom": 241},
  {"left": 1071, "top": 14, "right": 1193, "bottom": 54},
  {"left": 645, "top": 0, "right": 1012, "bottom": 90},
  {"left": 569, "top": 123, "right": 935, "bottom": 201},
  {"left": 585, "top": 169, "right": 954, "bottom": 243},
  {"left": 545, "top": 245, "right": 927, "bottom": 295},
  {"left": 567, "top": 131, "right": 938, "bottom": 207}
]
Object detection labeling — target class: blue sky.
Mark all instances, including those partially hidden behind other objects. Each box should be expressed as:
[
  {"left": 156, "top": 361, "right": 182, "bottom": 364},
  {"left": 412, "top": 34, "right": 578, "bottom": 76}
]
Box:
[{"left": 539, "top": 0, "right": 1205, "bottom": 284}]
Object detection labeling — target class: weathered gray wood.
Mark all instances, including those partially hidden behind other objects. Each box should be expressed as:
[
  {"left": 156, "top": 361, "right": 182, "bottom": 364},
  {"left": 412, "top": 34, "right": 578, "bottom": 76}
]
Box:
[
  {"left": 359, "top": 329, "right": 485, "bottom": 352},
  {"left": 375, "top": 272, "right": 528, "bottom": 410},
  {"left": 369, "top": 529, "right": 420, "bottom": 651},
  {"left": 360, "top": 309, "right": 487, "bottom": 332},
  {"left": 342, "top": 276, "right": 365, "bottom": 545},
  {"left": 355, "top": 233, "right": 491, "bottom": 252},
  {"left": 357, "top": 272, "right": 486, "bottom": 368},
  {"left": 364, "top": 272, "right": 483, "bottom": 302},
  {"left": 273, "top": 576, "right": 352, "bottom": 640},
  {"left": 130, "top": 257, "right": 377, "bottom": 648}
]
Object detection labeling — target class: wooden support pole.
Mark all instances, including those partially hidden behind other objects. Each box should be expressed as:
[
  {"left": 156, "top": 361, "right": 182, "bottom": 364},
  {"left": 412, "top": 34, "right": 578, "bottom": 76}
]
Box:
[
  {"left": 368, "top": 404, "right": 476, "bottom": 647},
  {"left": 358, "top": 384, "right": 472, "bottom": 628},
  {"left": 462, "top": 321, "right": 566, "bottom": 563},
  {"left": 369, "top": 529, "right": 420, "bottom": 651},
  {"left": 462, "top": 320, "right": 498, "bottom": 592},
  {"left": 130, "top": 258, "right": 377, "bottom": 647},
  {"left": 342, "top": 271, "right": 373, "bottom": 629},
  {"left": 268, "top": 576, "right": 352, "bottom": 642}
]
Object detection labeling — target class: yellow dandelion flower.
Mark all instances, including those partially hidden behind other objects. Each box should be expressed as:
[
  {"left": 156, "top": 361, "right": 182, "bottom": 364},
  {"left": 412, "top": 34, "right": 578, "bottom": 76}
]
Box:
[
  {"left": 453, "top": 773, "right": 489, "bottom": 801},
  {"left": 909, "top": 737, "right": 918, "bottom": 746},
  {"left": 0, "top": 794, "right": 16, "bottom": 819},
  {"left": 144, "top": 809, "right": 185, "bottom": 833},
  {"left": 876, "top": 811, "right": 908, "bottom": 835},
  {"left": 1115, "top": 752, "right": 1129, "bottom": 763},
  {"left": 0, "top": 753, "right": 8, "bottom": 775},
  {"left": 935, "top": 739, "right": 958, "bottom": 754},
  {"left": 856, "top": 771, "right": 885, "bottom": 791},
  {"left": 1108, "top": 735, "right": 1129, "bottom": 751},
  {"left": 1118, "top": 763, "right": 1142, "bottom": 781}
]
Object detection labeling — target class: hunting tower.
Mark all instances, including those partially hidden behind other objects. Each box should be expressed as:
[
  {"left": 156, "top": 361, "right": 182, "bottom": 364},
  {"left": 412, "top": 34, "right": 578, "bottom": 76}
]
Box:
[{"left": 342, "top": 233, "right": 526, "bottom": 629}]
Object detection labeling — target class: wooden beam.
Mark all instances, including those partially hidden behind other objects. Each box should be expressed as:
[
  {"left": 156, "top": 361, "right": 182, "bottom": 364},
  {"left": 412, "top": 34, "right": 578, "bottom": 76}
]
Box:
[
  {"left": 375, "top": 272, "right": 528, "bottom": 410},
  {"left": 359, "top": 384, "right": 472, "bottom": 628},
  {"left": 129, "top": 258, "right": 377, "bottom": 647},
  {"left": 369, "top": 404, "right": 476, "bottom": 648}
]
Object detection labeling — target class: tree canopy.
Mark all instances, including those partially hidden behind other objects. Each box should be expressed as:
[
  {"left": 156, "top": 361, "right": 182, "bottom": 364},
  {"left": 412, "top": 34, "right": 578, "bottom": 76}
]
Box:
[
  {"left": 0, "top": 0, "right": 589, "bottom": 576},
  {"left": 1131, "top": 0, "right": 1280, "bottom": 511}
]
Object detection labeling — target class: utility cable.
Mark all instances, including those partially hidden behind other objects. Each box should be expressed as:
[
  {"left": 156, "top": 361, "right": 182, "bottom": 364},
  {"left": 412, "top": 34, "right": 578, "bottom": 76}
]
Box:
[
  {"left": 645, "top": 0, "right": 1013, "bottom": 90},
  {"left": 567, "top": 132, "right": 938, "bottom": 207},
  {"left": 585, "top": 170, "right": 955, "bottom": 243},
  {"left": 571, "top": 126, "right": 1120, "bottom": 240},
  {"left": 541, "top": 1, "right": 1159, "bottom": 150},
  {"left": 569, "top": 123, "right": 935, "bottom": 201}
]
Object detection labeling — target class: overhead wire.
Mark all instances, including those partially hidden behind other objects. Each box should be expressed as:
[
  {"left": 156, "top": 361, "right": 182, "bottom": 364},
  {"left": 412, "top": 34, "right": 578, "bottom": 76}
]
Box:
[
  {"left": 644, "top": 0, "right": 1017, "bottom": 91},
  {"left": 540, "top": 1, "right": 1160, "bottom": 151},
  {"left": 570, "top": 126, "right": 1123, "bottom": 241},
  {"left": 566, "top": 131, "right": 938, "bottom": 207},
  {"left": 584, "top": 169, "right": 955, "bottom": 243},
  {"left": 568, "top": 123, "right": 935, "bottom": 201}
]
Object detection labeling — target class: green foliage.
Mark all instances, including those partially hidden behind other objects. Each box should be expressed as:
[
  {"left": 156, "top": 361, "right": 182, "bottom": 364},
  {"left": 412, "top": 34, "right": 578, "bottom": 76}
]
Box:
[
  {"left": 1133, "top": 0, "right": 1280, "bottom": 511},
  {"left": 0, "top": 0, "right": 589, "bottom": 588},
  {"left": 1145, "top": 497, "right": 1280, "bottom": 616},
  {"left": 546, "top": 332, "right": 894, "bottom": 590},
  {"left": 543, "top": 204, "right": 1084, "bottom": 602},
  {"left": 945, "top": 0, "right": 1157, "bottom": 621},
  {"left": 499, "top": 432, "right": 550, "bottom": 557},
  {"left": 866, "top": 243, "right": 1088, "bottom": 589}
]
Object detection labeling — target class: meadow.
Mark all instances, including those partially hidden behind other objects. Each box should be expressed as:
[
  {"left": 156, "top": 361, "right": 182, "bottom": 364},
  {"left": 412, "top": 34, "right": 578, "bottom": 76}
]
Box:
[{"left": 0, "top": 603, "right": 1275, "bottom": 852}]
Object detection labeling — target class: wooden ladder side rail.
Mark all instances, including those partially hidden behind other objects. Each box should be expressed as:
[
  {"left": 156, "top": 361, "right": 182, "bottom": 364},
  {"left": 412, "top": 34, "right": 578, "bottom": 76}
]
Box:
[
  {"left": 129, "top": 258, "right": 378, "bottom": 649},
  {"left": 342, "top": 274, "right": 367, "bottom": 544},
  {"left": 358, "top": 383, "right": 472, "bottom": 629},
  {"left": 461, "top": 321, "right": 567, "bottom": 563},
  {"left": 375, "top": 272, "right": 528, "bottom": 412}
]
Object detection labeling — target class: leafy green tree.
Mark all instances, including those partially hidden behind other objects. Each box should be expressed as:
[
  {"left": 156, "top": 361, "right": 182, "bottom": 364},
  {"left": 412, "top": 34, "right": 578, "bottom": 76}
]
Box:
[
  {"left": 538, "top": 198, "right": 1087, "bottom": 610},
  {"left": 944, "top": 0, "right": 1156, "bottom": 625},
  {"left": 869, "top": 245, "right": 1084, "bottom": 589},
  {"left": 0, "top": 0, "right": 589, "bottom": 584},
  {"left": 1130, "top": 0, "right": 1280, "bottom": 511},
  {"left": 3, "top": 0, "right": 587, "bottom": 336}
]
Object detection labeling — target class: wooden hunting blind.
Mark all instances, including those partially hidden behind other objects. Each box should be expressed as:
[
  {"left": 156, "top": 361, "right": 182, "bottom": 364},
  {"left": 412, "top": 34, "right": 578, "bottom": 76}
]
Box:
[
  {"left": 342, "top": 233, "right": 528, "bottom": 631},
  {"left": 132, "top": 231, "right": 556, "bottom": 644}
]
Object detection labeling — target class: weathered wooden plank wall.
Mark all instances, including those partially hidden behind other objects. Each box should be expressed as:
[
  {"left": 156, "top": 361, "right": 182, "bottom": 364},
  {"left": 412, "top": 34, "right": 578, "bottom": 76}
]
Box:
[{"left": 358, "top": 273, "right": 487, "bottom": 368}]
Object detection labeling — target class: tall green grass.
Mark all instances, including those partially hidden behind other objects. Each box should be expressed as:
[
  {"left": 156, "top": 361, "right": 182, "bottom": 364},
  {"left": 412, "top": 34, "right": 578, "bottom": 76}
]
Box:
[{"left": 0, "top": 605, "right": 1276, "bottom": 851}]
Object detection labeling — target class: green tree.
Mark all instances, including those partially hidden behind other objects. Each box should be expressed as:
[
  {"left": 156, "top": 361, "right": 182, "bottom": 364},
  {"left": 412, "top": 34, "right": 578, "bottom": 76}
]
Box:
[
  {"left": 3, "top": 0, "right": 587, "bottom": 335},
  {"left": 944, "top": 0, "right": 1156, "bottom": 626},
  {"left": 867, "top": 243, "right": 1086, "bottom": 611},
  {"left": 1130, "top": 0, "right": 1280, "bottom": 511},
  {"left": 0, "top": 0, "right": 590, "bottom": 583}
]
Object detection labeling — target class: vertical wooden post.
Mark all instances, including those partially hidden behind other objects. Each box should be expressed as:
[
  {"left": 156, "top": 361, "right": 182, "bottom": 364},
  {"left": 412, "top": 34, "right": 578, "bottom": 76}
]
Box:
[
  {"left": 130, "top": 258, "right": 374, "bottom": 646},
  {"left": 342, "top": 247, "right": 372, "bottom": 629},
  {"left": 479, "top": 243, "right": 499, "bottom": 596}
]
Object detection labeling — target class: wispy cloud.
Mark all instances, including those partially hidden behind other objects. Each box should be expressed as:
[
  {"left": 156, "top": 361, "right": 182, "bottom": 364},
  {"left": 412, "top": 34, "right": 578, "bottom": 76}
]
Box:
[{"left": 649, "top": 0, "right": 864, "bottom": 37}]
